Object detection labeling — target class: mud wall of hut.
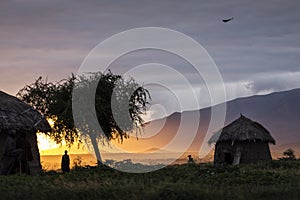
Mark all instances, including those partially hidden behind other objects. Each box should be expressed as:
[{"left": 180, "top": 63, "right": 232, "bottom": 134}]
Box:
[
  {"left": 239, "top": 141, "right": 272, "bottom": 163},
  {"left": 0, "top": 133, "right": 7, "bottom": 158},
  {"left": 0, "top": 131, "right": 42, "bottom": 175},
  {"left": 214, "top": 141, "right": 234, "bottom": 164},
  {"left": 214, "top": 140, "right": 272, "bottom": 164},
  {"left": 26, "top": 131, "right": 42, "bottom": 175}
]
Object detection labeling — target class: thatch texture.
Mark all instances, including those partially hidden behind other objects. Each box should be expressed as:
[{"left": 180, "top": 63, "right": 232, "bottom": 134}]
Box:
[
  {"left": 0, "top": 90, "right": 51, "bottom": 133},
  {"left": 210, "top": 115, "right": 275, "bottom": 165},
  {"left": 208, "top": 114, "right": 275, "bottom": 145}
]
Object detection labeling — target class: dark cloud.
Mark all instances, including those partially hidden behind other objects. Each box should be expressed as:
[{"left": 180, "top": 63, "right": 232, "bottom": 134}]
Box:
[{"left": 0, "top": 0, "right": 299, "bottom": 109}]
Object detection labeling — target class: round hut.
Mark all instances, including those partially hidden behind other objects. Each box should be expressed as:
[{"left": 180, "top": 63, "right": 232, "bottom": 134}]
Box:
[
  {"left": 208, "top": 114, "right": 275, "bottom": 165},
  {"left": 0, "top": 90, "right": 51, "bottom": 174}
]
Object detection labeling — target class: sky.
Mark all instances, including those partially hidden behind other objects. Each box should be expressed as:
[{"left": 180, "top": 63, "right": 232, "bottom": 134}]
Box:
[{"left": 1, "top": 0, "right": 300, "bottom": 119}]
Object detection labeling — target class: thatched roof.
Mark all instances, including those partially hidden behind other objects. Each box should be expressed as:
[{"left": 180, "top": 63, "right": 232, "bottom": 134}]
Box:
[
  {"left": 0, "top": 90, "right": 51, "bottom": 133},
  {"left": 208, "top": 114, "right": 275, "bottom": 145}
]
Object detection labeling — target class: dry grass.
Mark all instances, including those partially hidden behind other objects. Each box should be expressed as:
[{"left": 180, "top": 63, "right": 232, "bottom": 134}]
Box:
[{"left": 0, "top": 160, "right": 299, "bottom": 200}]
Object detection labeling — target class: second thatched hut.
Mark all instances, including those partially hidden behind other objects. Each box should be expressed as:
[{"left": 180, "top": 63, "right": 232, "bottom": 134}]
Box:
[{"left": 208, "top": 114, "right": 275, "bottom": 165}]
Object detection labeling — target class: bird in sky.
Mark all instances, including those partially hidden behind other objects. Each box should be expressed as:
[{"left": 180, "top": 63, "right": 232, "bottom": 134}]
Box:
[{"left": 222, "top": 17, "right": 234, "bottom": 23}]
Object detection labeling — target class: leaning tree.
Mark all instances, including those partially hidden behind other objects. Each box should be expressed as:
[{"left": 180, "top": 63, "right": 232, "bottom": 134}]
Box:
[{"left": 17, "top": 71, "right": 151, "bottom": 164}]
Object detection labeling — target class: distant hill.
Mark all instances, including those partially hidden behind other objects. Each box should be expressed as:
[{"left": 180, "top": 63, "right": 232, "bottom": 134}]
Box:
[
  {"left": 141, "top": 147, "right": 172, "bottom": 153},
  {"left": 143, "top": 88, "right": 300, "bottom": 158},
  {"left": 44, "top": 89, "right": 300, "bottom": 160}
]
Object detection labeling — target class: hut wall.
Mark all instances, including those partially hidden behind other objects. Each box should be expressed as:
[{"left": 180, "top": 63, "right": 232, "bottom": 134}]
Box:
[
  {"left": 214, "top": 141, "right": 235, "bottom": 165},
  {"left": 0, "top": 131, "right": 42, "bottom": 175},
  {"left": 239, "top": 141, "right": 272, "bottom": 164},
  {"left": 27, "top": 131, "right": 42, "bottom": 175},
  {"left": 214, "top": 140, "right": 272, "bottom": 165},
  {"left": 0, "top": 134, "right": 7, "bottom": 158}
]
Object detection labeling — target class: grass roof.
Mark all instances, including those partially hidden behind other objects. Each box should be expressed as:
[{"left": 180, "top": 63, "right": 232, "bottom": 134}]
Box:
[
  {"left": 0, "top": 90, "right": 51, "bottom": 133},
  {"left": 208, "top": 114, "right": 275, "bottom": 145}
]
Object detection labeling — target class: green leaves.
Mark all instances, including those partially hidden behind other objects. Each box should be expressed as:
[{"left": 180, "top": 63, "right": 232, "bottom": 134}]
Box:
[{"left": 17, "top": 71, "right": 151, "bottom": 147}]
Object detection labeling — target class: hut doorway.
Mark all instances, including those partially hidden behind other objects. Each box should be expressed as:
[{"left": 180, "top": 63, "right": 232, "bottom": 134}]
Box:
[{"left": 224, "top": 153, "right": 232, "bottom": 164}]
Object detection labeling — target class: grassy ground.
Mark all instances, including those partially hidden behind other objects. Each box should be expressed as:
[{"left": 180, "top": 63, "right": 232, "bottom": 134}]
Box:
[{"left": 0, "top": 160, "right": 299, "bottom": 200}]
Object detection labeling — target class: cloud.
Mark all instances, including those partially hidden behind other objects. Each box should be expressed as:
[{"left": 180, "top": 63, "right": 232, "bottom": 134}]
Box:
[
  {"left": 245, "top": 71, "right": 300, "bottom": 94},
  {"left": 0, "top": 0, "right": 299, "bottom": 104}
]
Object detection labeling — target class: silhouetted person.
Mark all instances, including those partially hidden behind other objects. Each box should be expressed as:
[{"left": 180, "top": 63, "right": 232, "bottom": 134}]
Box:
[
  {"left": 16, "top": 133, "right": 33, "bottom": 175},
  {"left": 187, "top": 155, "right": 195, "bottom": 164},
  {"left": 0, "top": 130, "right": 23, "bottom": 175},
  {"left": 61, "top": 150, "right": 70, "bottom": 172}
]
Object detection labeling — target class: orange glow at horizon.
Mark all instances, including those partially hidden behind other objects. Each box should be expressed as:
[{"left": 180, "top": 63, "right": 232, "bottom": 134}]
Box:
[
  {"left": 37, "top": 118, "right": 90, "bottom": 155},
  {"left": 37, "top": 116, "right": 202, "bottom": 156},
  {"left": 37, "top": 117, "right": 166, "bottom": 155},
  {"left": 37, "top": 118, "right": 60, "bottom": 154}
]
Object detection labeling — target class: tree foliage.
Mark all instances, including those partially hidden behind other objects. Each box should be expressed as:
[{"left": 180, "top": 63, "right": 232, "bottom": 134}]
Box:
[
  {"left": 282, "top": 148, "right": 296, "bottom": 160},
  {"left": 17, "top": 72, "right": 151, "bottom": 147}
]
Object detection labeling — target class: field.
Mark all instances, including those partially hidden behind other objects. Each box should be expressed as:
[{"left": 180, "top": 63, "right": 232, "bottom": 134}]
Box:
[
  {"left": 0, "top": 160, "right": 299, "bottom": 200},
  {"left": 41, "top": 154, "right": 98, "bottom": 171},
  {"left": 40, "top": 152, "right": 199, "bottom": 171}
]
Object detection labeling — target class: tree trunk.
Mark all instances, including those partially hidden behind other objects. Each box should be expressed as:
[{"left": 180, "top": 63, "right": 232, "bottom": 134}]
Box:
[{"left": 90, "top": 134, "right": 103, "bottom": 165}]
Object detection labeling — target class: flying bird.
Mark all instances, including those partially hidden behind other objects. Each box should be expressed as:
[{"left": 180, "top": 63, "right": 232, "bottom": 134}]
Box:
[{"left": 222, "top": 17, "right": 234, "bottom": 23}]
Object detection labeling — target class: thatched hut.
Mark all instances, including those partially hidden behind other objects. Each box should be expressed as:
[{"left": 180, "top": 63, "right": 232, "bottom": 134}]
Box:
[
  {"left": 0, "top": 90, "right": 51, "bottom": 174},
  {"left": 208, "top": 114, "right": 275, "bottom": 165}
]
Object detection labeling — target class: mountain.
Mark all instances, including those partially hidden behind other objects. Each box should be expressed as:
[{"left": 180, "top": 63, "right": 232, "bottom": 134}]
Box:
[
  {"left": 141, "top": 147, "right": 172, "bottom": 153},
  {"left": 141, "top": 88, "right": 300, "bottom": 158}
]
